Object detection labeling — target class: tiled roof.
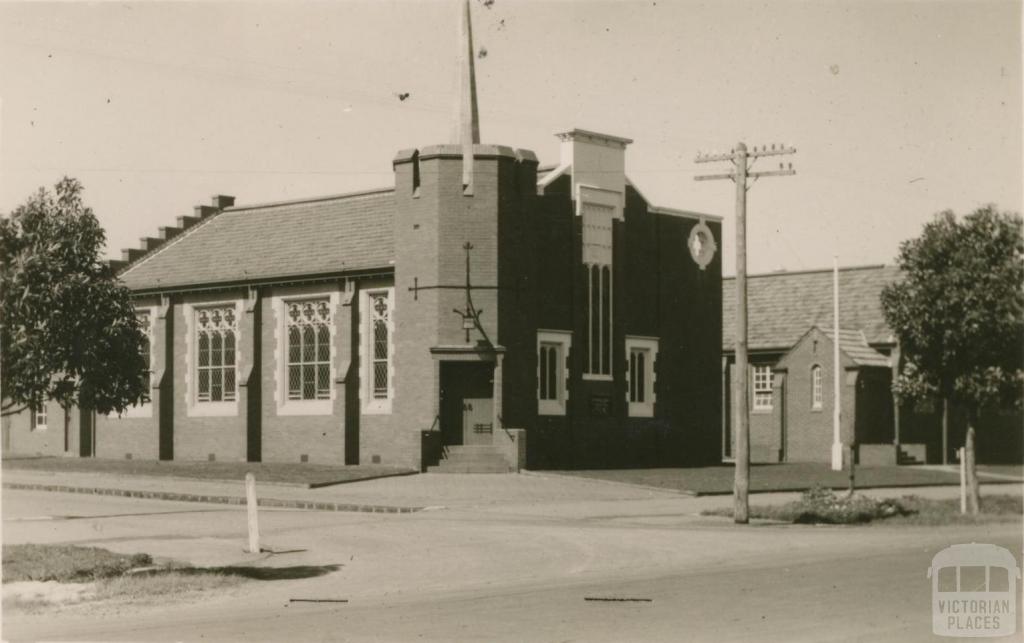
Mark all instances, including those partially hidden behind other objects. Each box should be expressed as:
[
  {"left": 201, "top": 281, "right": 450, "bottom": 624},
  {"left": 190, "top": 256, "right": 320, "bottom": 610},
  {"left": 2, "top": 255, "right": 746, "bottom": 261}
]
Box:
[
  {"left": 824, "top": 328, "right": 891, "bottom": 368},
  {"left": 120, "top": 189, "right": 395, "bottom": 291},
  {"left": 723, "top": 264, "right": 901, "bottom": 351}
]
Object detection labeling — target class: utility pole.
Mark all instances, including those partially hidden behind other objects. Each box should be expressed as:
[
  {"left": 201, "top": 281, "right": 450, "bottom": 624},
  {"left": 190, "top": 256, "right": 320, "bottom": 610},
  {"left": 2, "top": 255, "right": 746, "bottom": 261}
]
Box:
[
  {"left": 696, "top": 142, "right": 796, "bottom": 524},
  {"left": 832, "top": 255, "right": 843, "bottom": 471}
]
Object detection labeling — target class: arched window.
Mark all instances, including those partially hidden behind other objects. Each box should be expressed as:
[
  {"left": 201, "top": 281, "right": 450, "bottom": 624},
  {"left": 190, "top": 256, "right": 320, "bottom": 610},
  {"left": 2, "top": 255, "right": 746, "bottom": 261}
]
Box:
[{"left": 811, "top": 365, "right": 823, "bottom": 410}]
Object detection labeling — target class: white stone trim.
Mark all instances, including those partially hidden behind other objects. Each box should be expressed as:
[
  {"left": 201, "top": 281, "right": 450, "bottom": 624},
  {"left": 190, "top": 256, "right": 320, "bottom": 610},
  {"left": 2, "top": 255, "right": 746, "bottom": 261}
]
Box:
[
  {"left": 359, "top": 287, "right": 395, "bottom": 415},
  {"left": 537, "top": 330, "right": 572, "bottom": 416},
  {"left": 272, "top": 286, "right": 340, "bottom": 416},
  {"left": 576, "top": 184, "right": 624, "bottom": 221},
  {"left": 184, "top": 299, "right": 241, "bottom": 418},
  {"left": 625, "top": 336, "right": 658, "bottom": 418}
]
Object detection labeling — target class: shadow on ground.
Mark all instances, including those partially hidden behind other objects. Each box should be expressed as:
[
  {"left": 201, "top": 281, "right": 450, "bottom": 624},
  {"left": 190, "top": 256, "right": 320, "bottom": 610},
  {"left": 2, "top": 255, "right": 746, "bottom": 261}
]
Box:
[{"left": 177, "top": 564, "right": 342, "bottom": 581}]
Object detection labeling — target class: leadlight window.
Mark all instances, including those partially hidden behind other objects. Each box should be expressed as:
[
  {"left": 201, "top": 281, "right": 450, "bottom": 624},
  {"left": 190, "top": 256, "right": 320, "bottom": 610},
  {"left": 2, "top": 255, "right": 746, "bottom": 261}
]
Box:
[
  {"left": 539, "top": 342, "right": 560, "bottom": 402},
  {"left": 629, "top": 349, "right": 647, "bottom": 404},
  {"left": 811, "top": 365, "right": 823, "bottom": 410},
  {"left": 196, "top": 306, "right": 237, "bottom": 403},
  {"left": 753, "top": 365, "right": 773, "bottom": 410},
  {"left": 286, "top": 300, "right": 331, "bottom": 401},
  {"left": 137, "top": 310, "right": 153, "bottom": 400},
  {"left": 370, "top": 292, "right": 390, "bottom": 400}
]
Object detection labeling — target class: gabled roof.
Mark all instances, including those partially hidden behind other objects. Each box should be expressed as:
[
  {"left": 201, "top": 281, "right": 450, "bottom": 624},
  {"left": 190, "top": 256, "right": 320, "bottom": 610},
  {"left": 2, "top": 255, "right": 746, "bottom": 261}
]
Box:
[
  {"left": 824, "top": 328, "right": 891, "bottom": 368},
  {"left": 120, "top": 188, "right": 395, "bottom": 292},
  {"left": 723, "top": 264, "right": 901, "bottom": 352}
]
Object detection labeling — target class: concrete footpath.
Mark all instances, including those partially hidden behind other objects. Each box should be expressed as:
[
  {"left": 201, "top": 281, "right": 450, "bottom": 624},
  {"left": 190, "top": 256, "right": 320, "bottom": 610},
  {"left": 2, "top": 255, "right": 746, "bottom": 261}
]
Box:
[{"left": 4, "top": 467, "right": 1020, "bottom": 518}]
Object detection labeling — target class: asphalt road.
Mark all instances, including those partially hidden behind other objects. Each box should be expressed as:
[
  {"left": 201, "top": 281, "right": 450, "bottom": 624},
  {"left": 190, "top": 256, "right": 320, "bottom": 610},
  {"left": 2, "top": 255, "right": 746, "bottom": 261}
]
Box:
[{"left": 3, "top": 488, "right": 1022, "bottom": 642}]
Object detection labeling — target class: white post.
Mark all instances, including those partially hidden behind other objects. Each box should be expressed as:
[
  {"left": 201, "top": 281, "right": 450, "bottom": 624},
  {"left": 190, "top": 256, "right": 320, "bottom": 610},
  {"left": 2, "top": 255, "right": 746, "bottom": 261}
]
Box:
[
  {"left": 830, "top": 256, "right": 843, "bottom": 471},
  {"left": 959, "top": 447, "right": 966, "bottom": 514},
  {"left": 245, "top": 473, "right": 260, "bottom": 553}
]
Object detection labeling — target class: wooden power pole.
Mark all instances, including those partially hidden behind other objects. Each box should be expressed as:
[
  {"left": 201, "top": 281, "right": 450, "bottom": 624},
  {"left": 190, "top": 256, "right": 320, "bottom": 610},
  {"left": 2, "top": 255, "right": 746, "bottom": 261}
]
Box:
[{"left": 696, "top": 142, "right": 796, "bottom": 524}]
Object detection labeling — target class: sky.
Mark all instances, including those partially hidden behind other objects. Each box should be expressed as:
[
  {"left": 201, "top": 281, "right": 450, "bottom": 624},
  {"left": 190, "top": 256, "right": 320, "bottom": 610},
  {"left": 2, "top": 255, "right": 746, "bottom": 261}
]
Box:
[{"left": 0, "top": 0, "right": 1020, "bottom": 275}]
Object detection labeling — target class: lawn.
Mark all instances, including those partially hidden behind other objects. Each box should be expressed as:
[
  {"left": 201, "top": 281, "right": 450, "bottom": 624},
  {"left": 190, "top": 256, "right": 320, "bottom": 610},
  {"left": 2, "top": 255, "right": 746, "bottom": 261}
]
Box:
[
  {"left": 1, "top": 456, "right": 416, "bottom": 488},
  {"left": 555, "top": 462, "right": 1022, "bottom": 495},
  {"left": 2, "top": 544, "right": 341, "bottom": 613}
]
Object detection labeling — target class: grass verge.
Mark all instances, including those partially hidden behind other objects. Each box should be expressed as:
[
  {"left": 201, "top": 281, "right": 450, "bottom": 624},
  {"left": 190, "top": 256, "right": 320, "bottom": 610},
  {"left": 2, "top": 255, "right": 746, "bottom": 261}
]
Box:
[
  {"left": 701, "top": 487, "right": 1023, "bottom": 525},
  {"left": 3, "top": 544, "right": 152, "bottom": 583},
  {"left": 1, "top": 545, "right": 256, "bottom": 613}
]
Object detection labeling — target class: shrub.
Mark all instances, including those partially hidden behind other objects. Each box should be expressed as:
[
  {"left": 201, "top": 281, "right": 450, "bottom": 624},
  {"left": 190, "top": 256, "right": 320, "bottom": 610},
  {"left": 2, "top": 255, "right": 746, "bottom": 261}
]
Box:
[{"left": 789, "top": 486, "right": 909, "bottom": 524}]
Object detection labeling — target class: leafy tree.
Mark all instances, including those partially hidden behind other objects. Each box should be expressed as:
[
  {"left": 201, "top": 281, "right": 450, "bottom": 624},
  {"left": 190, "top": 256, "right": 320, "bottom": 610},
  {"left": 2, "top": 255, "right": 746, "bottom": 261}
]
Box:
[
  {"left": 1, "top": 178, "right": 148, "bottom": 445},
  {"left": 881, "top": 205, "right": 1023, "bottom": 513}
]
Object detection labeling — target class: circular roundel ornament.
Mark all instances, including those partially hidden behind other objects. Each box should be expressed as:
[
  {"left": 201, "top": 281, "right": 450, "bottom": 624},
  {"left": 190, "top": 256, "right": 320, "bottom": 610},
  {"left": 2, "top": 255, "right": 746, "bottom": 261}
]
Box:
[{"left": 688, "top": 219, "right": 716, "bottom": 270}]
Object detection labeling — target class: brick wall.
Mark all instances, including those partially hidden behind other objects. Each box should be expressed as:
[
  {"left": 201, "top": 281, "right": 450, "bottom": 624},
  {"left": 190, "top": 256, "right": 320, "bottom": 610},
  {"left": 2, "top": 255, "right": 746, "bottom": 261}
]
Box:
[
  {"left": 173, "top": 291, "right": 248, "bottom": 462},
  {"left": 523, "top": 177, "right": 723, "bottom": 469},
  {"left": 2, "top": 399, "right": 66, "bottom": 456},
  {"left": 775, "top": 328, "right": 859, "bottom": 463},
  {"left": 258, "top": 284, "right": 348, "bottom": 465}
]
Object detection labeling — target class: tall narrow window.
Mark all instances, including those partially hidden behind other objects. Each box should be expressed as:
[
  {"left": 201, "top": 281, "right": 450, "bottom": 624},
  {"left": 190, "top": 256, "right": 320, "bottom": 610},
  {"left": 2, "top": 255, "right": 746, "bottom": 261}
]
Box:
[
  {"left": 811, "top": 365, "right": 823, "bottom": 410},
  {"left": 625, "top": 337, "right": 657, "bottom": 417},
  {"left": 538, "top": 330, "right": 572, "bottom": 415},
  {"left": 371, "top": 294, "right": 389, "bottom": 399},
  {"left": 137, "top": 310, "right": 153, "bottom": 401},
  {"left": 361, "top": 288, "right": 394, "bottom": 413},
  {"left": 196, "top": 306, "right": 237, "bottom": 403},
  {"left": 753, "top": 365, "right": 773, "bottom": 411},
  {"left": 286, "top": 300, "right": 331, "bottom": 401},
  {"left": 582, "top": 203, "right": 613, "bottom": 378}
]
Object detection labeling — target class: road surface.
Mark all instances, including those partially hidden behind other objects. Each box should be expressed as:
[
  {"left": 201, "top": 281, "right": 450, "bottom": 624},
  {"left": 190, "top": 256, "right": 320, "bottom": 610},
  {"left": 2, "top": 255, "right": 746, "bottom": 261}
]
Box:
[{"left": 2, "top": 487, "right": 1021, "bottom": 642}]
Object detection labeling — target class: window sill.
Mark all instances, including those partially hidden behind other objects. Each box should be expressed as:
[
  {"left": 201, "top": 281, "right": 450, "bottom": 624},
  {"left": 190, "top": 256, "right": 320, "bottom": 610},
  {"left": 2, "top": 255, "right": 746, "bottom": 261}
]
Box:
[
  {"left": 187, "top": 401, "right": 239, "bottom": 418},
  {"left": 628, "top": 403, "right": 654, "bottom": 418},
  {"left": 751, "top": 408, "right": 773, "bottom": 414},
  {"left": 810, "top": 407, "right": 823, "bottom": 413},
  {"left": 538, "top": 400, "right": 566, "bottom": 416},
  {"left": 582, "top": 374, "right": 613, "bottom": 382}
]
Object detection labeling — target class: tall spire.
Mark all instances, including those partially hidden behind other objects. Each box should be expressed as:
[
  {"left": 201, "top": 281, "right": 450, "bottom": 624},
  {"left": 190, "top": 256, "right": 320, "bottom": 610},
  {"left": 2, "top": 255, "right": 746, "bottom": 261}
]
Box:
[{"left": 457, "top": 0, "right": 480, "bottom": 192}]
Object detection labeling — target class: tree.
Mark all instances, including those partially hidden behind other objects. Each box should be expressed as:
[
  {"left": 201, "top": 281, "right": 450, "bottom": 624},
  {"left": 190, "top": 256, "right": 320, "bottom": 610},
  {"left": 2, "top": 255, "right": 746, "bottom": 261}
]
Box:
[
  {"left": 881, "top": 205, "right": 1023, "bottom": 514},
  {"left": 1, "top": 178, "right": 148, "bottom": 448}
]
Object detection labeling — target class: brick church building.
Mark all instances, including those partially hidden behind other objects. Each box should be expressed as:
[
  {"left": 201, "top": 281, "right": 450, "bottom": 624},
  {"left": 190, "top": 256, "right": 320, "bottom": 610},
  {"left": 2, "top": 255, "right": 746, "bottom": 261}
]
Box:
[{"left": 3, "top": 2, "right": 723, "bottom": 472}]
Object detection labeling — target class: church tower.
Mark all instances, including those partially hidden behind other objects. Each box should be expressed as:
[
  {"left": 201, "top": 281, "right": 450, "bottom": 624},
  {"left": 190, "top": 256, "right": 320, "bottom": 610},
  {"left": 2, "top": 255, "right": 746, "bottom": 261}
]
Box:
[{"left": 385, "top": 0, "right": 537, "bottom": 464}]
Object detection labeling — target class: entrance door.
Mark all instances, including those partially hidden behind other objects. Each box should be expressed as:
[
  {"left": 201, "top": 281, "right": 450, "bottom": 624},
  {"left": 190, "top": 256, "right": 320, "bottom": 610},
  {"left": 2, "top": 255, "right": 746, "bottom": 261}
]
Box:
[
  {"left": 439, "top": 361, "right": 494, "bottom": 447},
  {"left": 462, "top": 398, "right": 493, "bottom": 445}
]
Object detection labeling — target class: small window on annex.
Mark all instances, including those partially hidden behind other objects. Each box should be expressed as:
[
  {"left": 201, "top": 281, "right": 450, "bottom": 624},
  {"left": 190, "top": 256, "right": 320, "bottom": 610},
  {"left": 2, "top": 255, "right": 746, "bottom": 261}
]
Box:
[
  {"left": 752, "top": 365, "right": 773, "bottom": 411},
  {"left": 31, "top": 402, "right": 48, "bottom": 431},
  {"left": 811, "top": 365, "right": 823, "bottom": 410}
]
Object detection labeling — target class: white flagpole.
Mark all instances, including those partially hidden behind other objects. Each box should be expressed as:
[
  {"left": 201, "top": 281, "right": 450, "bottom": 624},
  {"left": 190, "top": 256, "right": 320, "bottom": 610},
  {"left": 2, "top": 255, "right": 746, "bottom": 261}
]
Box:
[{"left": 831, "top": 256, "right": 844, "bottom": 471}]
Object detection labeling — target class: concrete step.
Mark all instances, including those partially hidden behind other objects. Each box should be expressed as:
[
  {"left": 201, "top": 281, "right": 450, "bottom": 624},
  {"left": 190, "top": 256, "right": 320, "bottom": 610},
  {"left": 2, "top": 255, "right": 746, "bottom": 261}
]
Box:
[
  {"left": 444, "top": 445, "right": 503, "bottom": 454},
  {"left": 428, "top": 463, "right": 512, "bottom": 474},
  {"left": 430, "top": 444, "right": 512, "bottom": 473}
]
